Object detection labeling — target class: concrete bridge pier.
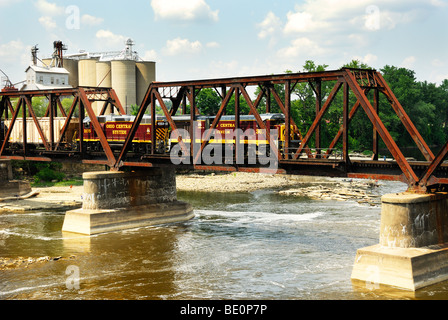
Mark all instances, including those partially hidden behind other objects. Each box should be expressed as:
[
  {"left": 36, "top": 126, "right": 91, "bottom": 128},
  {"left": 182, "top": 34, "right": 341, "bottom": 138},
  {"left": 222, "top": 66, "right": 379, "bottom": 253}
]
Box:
[
  {"left": 62, "top": 168, "right": 194, "bottom": 235},
  {"left": 352, "top": 192, "right": 448, "bottom": 291}
]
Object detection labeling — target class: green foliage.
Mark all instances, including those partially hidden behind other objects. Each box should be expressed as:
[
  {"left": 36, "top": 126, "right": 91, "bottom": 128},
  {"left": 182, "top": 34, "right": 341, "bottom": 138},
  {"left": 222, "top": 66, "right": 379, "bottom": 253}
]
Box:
[
  {"left": 196, "top": 88, "right": 221, "bottom": 115},
  {"left": 34, "top": 167, "right": 65, "bottom": 183},
  {"left": 12, "top": 161, "right": 65, "bottom": 183}
]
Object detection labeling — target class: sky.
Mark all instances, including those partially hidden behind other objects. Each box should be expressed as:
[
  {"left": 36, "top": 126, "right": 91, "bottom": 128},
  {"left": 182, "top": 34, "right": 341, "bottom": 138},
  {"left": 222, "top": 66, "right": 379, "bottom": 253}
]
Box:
[{"left": 0, "top": 0, "right": 447, "bottom": 89}]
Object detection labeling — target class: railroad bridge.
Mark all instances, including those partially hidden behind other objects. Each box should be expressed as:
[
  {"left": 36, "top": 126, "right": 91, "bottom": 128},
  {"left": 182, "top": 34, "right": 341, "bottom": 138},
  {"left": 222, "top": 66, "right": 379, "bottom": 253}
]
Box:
[
  {"left": 2, "top": 68, "right": 448, "bottom": 291},
  {"left": 1, "top": 68, "right": 448, "bottom": 192}
]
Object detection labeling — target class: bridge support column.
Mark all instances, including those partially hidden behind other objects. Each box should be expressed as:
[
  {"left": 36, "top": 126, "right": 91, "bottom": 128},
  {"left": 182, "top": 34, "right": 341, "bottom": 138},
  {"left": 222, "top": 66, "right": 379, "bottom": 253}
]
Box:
[
  {"left": 0, "top": 160, "right": 31, "bottom": 198},
  {"left": 352, "top": 192, "right": 448, "bottom": 291},
  {"left": 62, "top": 168, "right": 194, "bottom": 235}
]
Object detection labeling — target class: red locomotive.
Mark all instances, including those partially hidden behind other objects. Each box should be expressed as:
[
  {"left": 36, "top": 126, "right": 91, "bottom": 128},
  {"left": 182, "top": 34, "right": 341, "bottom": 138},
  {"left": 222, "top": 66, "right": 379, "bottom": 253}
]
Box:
[
  {"left": 82, "top": 114, "right": 170, "bottom": 153},
  {"left": 80, "top": 113, "right": 298, "bottom": 155}
]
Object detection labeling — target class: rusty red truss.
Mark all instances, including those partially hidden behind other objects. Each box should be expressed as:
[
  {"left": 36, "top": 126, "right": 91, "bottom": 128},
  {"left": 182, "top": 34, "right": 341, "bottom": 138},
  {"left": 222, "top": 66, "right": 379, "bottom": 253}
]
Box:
[
  {"left": 1, "top": 69, "right": 448, "bottom": 193},
  {"left": 0, "top": 87, "right": 124, "bottom": 167}
]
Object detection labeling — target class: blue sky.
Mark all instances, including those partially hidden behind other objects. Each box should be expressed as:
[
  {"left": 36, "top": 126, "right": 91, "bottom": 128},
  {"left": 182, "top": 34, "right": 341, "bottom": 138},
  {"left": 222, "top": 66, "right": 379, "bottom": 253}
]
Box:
[{"left": 0, "top": 0, "right": 447, "bottom": 88}]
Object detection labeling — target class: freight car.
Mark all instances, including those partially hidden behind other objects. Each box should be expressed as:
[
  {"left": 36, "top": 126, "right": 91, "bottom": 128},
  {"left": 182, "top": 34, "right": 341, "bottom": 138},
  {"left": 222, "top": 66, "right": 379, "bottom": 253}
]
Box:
[{"left": 3, "top": 117, "right": 78, "bottom": 149}]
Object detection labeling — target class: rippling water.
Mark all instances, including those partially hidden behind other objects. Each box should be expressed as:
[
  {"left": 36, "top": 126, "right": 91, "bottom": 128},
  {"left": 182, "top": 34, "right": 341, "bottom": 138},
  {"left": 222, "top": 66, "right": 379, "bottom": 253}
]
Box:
[{"left": 1, "top": 179, "right": 448, "bottom": 300}]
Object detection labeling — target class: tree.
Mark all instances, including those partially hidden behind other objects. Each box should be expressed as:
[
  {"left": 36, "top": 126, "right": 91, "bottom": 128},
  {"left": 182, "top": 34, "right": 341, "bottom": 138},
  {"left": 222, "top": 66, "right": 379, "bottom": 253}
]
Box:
[{"left": 196, "top": 88, "right": 221, "bottom": 115}]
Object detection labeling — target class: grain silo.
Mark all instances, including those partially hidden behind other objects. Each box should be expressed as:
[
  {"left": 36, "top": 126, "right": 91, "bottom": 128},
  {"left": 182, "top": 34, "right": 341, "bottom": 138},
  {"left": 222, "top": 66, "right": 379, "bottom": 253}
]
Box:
[
  {"left": 111, "top": 60, "right": 136, "bottom": 114},
  {"left": 64, "top": 58, "right": 79, "bottom": 88},
  {"left": 136, "top": 61, "right": 156, "bottom": 106},
  {"left": 78, "top": 58, "right": 98, "bottom": 87},
  {"left": 96, "top": 61, "right": 112, "bottom": 88}
]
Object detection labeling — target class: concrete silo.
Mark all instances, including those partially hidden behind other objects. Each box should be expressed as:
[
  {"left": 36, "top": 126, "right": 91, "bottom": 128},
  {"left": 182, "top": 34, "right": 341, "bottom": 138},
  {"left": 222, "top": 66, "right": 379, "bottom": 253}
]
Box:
[
  {"left": 64, "top": 58, "right": 79, "bottom": 88},
  {"left": 78, "top": 58, "right": 98, "bottom": 87},
  {"left": 96, "top": 61, "right": 111, "bottom": 88},
  {"left": 136, "top": 61, "right": 156, "bottom": 106},
  {"left": 95, "top": 61, "right": 112, "bottom": 114},
  {"left": 111, "top": 60, "right": 136, "bottom": 114}
]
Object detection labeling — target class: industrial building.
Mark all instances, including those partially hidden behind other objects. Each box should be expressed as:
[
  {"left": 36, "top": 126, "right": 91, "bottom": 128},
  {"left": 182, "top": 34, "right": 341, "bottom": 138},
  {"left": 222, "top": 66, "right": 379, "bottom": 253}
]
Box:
[
  {"left": 29, "top": 39, "right": 156, "bottom": 114},
  {"left": 21, "top": 43, "right": 72, "bottom": 91}
]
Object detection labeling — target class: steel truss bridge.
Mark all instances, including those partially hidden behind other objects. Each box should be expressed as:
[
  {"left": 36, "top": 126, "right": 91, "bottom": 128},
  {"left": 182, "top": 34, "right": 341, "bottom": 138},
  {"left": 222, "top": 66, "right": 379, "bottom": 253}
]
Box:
[{"left": 1, "top": 68, "right": 448, "bottom": 193}]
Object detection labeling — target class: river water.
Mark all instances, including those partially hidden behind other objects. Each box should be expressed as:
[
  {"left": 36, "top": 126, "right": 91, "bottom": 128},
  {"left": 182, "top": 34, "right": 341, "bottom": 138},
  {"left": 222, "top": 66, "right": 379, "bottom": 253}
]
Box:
[{"left": 1, "top": 179, "right": 448, "bottom": 301}]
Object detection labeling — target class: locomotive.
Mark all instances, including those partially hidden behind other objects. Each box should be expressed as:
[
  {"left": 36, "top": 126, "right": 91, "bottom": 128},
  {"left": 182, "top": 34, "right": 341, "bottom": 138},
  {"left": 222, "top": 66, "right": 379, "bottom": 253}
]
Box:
[{"left": 81, "top": 114, "right": 170, "bottom": 154}]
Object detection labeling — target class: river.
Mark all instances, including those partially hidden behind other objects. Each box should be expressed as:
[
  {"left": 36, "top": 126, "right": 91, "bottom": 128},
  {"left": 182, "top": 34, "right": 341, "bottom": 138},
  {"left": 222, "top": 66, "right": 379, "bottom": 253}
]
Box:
[{"left": 1, "top": 179, "right": 448, "bottom": 301}]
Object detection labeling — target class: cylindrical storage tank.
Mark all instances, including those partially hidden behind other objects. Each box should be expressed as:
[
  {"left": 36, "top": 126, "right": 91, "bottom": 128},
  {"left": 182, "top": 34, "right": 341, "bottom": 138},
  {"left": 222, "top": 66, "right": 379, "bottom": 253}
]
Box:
[
  {"left": 96, "top": 61, "right": 112, "bottom": 114},
  {"left": 96, "top": 61, "right": 112, "bottom": 88},
  {"left": 78, "top": 58, "right": 98, "bottom": 87},
  {"left": 63, "top": 58, "right": 79, "bottom": 88},
  {"left": 136, "top": 61, "right": 156, "bottom": 106},
  {"left": 111, "top": 60, "right": 136, "bottom": 115},
  {"left": 79, "top": 58, "right": 99, "bottom": 114}
]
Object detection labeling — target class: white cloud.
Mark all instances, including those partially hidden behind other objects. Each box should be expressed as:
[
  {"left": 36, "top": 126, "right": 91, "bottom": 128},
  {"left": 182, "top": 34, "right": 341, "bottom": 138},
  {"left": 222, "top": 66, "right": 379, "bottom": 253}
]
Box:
[
  {"left": 163, "top": 38, "right": 202, "bottom": 56},
  {"left": 352, "top": 53, "right": 379, "bottom": 67},
  {"left": 96, "top": 30, "right": 128, "bottom": 48},
  {"left": 284, "top": 11, "right": 320, "bottom": 34},
  {"left": 0, "top": 40, "right": 25, "bottom": 62},
  {"left": 430, "top": 0, "right": 447, "bottom": 7},
  {"left": 151, "top": 0, "right": 218, "bottom": 22},
  {"left": 257, "top": 11, "right": 282, "bottom": 39},
  {"left": 0, "top": 0, "right": 20, "bottom": 7},
  {"left": 38, "top": 16, "right": 57, "bottom": 30},
  {"left": 34, "top": 0, "right": 64, "bottom": 16},
  {"left": 282, "top": 0, "right": 434, "bottom": 36},
  {"left": 206, "top": 42, "right": 220, "bottom": 48},
  {"left": 81, "top": 14, "right": 104, "bottom": 26},
  {"left": 401, "top": 56, "right": 417, "bottom": 69},
  {"left": 277, "top": 37, "right": 327, "bottom": 60},
  {"left": 143, "top": 49, "right": 158, "bottom": 61}
]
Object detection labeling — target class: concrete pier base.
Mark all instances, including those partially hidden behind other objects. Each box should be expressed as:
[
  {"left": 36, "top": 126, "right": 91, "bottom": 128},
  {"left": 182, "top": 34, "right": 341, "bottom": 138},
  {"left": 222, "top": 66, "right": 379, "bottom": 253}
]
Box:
[
  {"left": 62, "top": 169, "right": 194, "bottom": 235},
  {"left": 0, "top": 160, "right": 32, "bottom": 198},
  {"left": 352, "top": 192, "right": 448, "bottom": 291}
]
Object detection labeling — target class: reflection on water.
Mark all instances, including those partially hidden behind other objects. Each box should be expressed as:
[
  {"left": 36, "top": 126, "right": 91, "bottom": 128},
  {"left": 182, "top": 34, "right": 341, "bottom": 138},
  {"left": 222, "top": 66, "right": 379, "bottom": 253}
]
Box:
[{"left": 1, "top": 180, "right": 448, "bottom": 300}]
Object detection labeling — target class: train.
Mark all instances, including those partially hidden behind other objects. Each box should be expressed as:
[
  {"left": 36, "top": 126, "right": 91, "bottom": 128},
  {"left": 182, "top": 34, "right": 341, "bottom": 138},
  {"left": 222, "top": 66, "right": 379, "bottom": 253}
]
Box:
[{"left": 2, "top": 113, "right": 301, "bottom": 156}]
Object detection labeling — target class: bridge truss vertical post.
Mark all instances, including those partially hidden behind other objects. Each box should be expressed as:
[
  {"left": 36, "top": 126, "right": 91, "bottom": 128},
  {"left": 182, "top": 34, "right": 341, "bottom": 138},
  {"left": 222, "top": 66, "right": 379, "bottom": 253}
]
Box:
[
  {"left": 372, "top": 88, "right": 379, "bottom": 161},
  {"left": 284, "top": 80, "right": 291, "bottom": 160},
  {"left": 234, "top": 86, "right": 241, "bottom": 164},
  {"left": 314, "top": 80, "right": 322, "bottom": 158},
  {"left": 188, "top": 86, "right": 196, "bottom": 158},
  {"left": 343, "top": 81, "right": 350, "bottom": 166},
  {"left": 22, "top": 95, "right": 28, "bottom": 156}
]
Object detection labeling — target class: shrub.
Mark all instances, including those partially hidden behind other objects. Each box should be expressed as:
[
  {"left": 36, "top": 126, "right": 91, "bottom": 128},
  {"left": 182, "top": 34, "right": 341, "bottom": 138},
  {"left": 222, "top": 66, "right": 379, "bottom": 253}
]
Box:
[{"left": 34, "top": 167, "right": 65, "bottom": 183}]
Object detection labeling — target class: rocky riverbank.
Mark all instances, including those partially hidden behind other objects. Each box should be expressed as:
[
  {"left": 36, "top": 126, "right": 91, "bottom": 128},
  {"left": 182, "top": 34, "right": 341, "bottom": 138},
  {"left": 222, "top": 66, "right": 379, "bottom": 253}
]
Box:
[
  {"left": 176, "top": 172, "right": 382, "bottom": 206},
  {"left": 0, "top": 173, "right": 383, "bottom": 213},
  {"left": 0, "top": 185, "right": 83, "bottom": 213}
]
